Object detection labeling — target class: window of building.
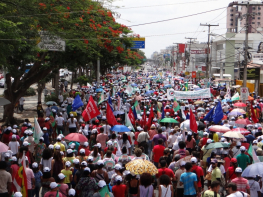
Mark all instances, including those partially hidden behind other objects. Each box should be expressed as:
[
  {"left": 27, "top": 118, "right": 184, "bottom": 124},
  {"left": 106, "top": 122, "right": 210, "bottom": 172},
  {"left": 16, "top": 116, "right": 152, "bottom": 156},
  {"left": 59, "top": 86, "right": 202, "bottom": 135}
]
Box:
[
  {"left": 230, "top": 9, "right": 233, "bottom": 12},
  {"left": 259, "top": 7, "right": 261, "bottom": 10},
  {"left": 258, "top": 22, "right": 261, "bottom": 25},
  {"left": 230, "top": 19, "right": 233, "bottom": 21},
  {"left": 252, "top": 17, "right": 255, "bottom": 19},
  {"left": 258, "top": 17, "right": 261, "bottom": 20},
  {"left": 253, "top": 7, "right": 256, "bottom": 10},
  {"left": 258, "top": 12, "right": 261, "bottom": 15},
  {"left": 230, "top": 23, "right": 233, "bottom": 26},
  {"left": 230, "top": 14, "right": 234, "bottom": 16},
  {"left": 252, "top": 22, "right": 255, "bottom": 24}
]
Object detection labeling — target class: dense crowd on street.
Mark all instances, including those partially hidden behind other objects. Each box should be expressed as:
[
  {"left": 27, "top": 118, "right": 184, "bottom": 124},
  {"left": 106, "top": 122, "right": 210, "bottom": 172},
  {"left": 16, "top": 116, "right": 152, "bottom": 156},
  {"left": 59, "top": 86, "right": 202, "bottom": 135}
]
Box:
[{"left": 0, "top": 69, "right": 262, "bottom": 197}]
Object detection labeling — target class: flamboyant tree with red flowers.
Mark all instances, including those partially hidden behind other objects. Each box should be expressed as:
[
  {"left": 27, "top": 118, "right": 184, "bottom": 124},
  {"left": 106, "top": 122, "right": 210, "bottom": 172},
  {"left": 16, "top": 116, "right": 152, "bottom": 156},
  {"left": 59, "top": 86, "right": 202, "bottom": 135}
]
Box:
[{"left": 1, "top": 0, "right": 144, "bottom": 123}]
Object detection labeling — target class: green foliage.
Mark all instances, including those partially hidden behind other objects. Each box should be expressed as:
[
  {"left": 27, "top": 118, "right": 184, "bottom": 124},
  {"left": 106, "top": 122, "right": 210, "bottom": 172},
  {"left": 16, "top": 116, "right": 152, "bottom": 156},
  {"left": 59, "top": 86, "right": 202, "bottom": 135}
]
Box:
[
  {"left": 44, "top": 94, "right": 59, "bottom": 104},
  {"left": 74, "top": 76, "right": 91, "bottom": 86},
  {"left": 25, "top": 87, "right": 36, "bottom": 96}
]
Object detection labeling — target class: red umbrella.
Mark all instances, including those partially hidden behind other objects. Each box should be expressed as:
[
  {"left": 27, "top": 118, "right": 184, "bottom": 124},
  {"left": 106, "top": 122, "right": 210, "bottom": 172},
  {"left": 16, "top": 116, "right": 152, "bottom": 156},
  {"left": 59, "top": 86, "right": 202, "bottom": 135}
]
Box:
[
  {"left": 65, "top": 133, "right": 88, "bottom": 142},
  {"left": 235, "top": 119, "right": 251, "bottom": 125},
  {"left": 231, "top": 128, "right": 250, "bottom": 135},
  {"left": 233, "top": 102, "right": 246, "bottom": 107},
  {"left": 222, "top": 115, "right": 228, "bottom": 120},
  {"left": 0, "top": 142, "right": 9, "bottom": 153},
  {"left": 209, "top": 125, "right": 231, "bottom": 133}
]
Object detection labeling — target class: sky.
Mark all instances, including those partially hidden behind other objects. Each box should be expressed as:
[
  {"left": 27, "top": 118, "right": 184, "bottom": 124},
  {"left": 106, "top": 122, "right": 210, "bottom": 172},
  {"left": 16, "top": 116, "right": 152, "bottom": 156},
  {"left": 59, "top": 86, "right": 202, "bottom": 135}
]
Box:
[{"left": 108, "top": 0, "right": 240, "bottom": 58}]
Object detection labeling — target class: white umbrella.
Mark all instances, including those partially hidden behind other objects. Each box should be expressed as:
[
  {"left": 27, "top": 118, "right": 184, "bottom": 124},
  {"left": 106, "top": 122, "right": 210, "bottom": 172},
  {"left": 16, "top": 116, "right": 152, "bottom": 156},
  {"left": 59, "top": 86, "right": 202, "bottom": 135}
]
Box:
[{"left": 180, "top": 119, "right": 199, "bottom": 131}]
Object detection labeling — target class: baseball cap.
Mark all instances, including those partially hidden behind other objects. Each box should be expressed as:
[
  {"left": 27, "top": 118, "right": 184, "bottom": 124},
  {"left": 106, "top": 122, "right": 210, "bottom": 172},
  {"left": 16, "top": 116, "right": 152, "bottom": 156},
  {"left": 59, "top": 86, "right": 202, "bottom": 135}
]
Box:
[
  {"left": 13, "top": 192, "right": 22, "bottom": 197},
  {"left": 65, "top": 161, "right": 71, "bottom": 167},
  {"left": 40, "top": 137, "right": 44, "bottom": 141},
  {"left": 187, "top": 131, "right": 192, "bottom": 135},
  {"left": 91, "top": 129, "right": 97, "bottom": 134},
  {"left": 115, "top": 175, "right": 122, "bottom": 182},
  {"left": 84, "top": 167, "right": 90, "bottom": 172},
  {"left": 84, "top": 142, "right": 89, "bottom": 147},
  {"left": 28, "top": 130, "right": 33, "bottom": 135},
  {"left": 43, "top": 167, "right": 51, "bottom": 172},
  {"left": 87, "top": 156, "right": 94, "bottom": 162},
  {"left": 107, "top": 141, "right": 113, "bottom": 146},
  {"left": 81, "top": 161, "right": 87, "bottom": 166},
  {"left": 12, "top": 134, "right": 16, "bottom": 139},
  {"left": 60, "top": 151, "right": 64, "bottom": 156},
  {"left": 50, "top": 182, "right": 60, "bottom": 189},
  {"left": 23, "top": 141, "right": 30, "bottom": 146},
  {"left": 43, "top": 127, "right": 47, "bottom": 131},
  {"left": 240, "top": 146, "right": 246, "bottom": 151},
  {"left": 98, "top": 180, "right": 107, "bottom": 188},
  {"left": 55, "top": 145, "right": 61, "bottom": 150},
  {"left": 207, "top": 139, "right": 212, "bottom": 144},
  {"left": 236, "top": 141, "right": 241, "bottom": 146},
  {"left": 115, "top": 164, "right": 122, "bottom": 170},
  {"left": 231, "top": 158, "right": 237, "bottom": 163},
  {"left": 45, "top": 117, "right": 50, "bottom": 121},
  {"left": 191, "top": 157, "right": 198, "bottom": 163},
  {"left": 97, "top": 160, "right": 104, "bottom": 166},
  {"left": 253, "top": 140, "right": 258, "bottom": 144},
  {"left": 94, "top": 143, "right": 101, "bottom": 148},
  {"left": 67, "top": 149, "right": 73, "bottom": 154},
  {"left": 57, "top": 136, "right": 62, "bottom": 141},
  {"left": 11, "top": 156, "right": 17, "bottom": 162},
  {"left": 203, "top": 132, "right": 208, "bottom": 136},
  {"left": 58, "top": 173, "right": 66, "bottom": 180},
  {"left": 32, "top": 162, "right": 38, "bottom": 168},
  {"left": 79, "top": 149, "right": 85, "bottom": 154},
  {"left": 73, "top": 159, "right": 80, "bottom": 164},
  {"left": 68, "top": 189, "right": 76, "bottom": 196},
  {"left": 12, "top": 129, "right": 17, "bottom": 134},
  {"left": 235, "top": 167, "right": 242, "bottom": 173},
  {"left": 180, "top": 161, "right": 186, "bottom": 166},
  {"left": 48, "top": 144, "right": 54, "bottom": 149},
  {"left": 211, "top": 159, "right": 218, "bottom": 164},
  {"left": 70, "top": 114, "right": 74, "bottom": 117},
  {"left": 4, "top": 152, "right": 10, "bottom": 158}
]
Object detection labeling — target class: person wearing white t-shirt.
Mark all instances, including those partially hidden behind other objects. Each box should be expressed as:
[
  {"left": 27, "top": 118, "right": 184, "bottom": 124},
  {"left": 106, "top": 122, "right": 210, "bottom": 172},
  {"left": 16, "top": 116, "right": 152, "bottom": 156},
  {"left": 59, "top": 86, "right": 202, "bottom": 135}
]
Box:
[
  {"left": 8, "top": 135, "right": 20, "bottom": 156},
  {"left": 67, "top": 114, "right": 78, "bottom": 133},
  {"left": 118, "top": 134, "right": 132, "bottom": 155},
  {"left": 58, "top": 93, "right": 64, "bottom": 105},
  {"left": 19, "top": 97, "right": 25, "bottom": 112},
  {"left": 56, "top": 113, "right": 65, "bottom": 134},
  {"left": 248, "top": 178, "right": 260, "bottom": 197},
  {"left": 226, "top": 182, "right": 250, "bottom": 197}
]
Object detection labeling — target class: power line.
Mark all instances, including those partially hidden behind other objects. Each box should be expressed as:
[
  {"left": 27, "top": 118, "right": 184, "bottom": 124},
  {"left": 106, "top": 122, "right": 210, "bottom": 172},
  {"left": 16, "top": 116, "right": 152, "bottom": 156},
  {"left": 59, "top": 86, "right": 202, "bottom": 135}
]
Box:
[{"left": 128, "top": 7, "right": 226, "bottom": 27}]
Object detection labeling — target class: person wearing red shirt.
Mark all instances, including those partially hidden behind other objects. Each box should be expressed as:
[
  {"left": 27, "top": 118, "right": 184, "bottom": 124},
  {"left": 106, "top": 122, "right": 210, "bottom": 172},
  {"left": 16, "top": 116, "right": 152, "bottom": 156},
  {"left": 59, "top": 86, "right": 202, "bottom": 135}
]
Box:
[
  {"left": 2, "top": 127, "right": 13, "bottom": 145},
  {"left": 20, "top": 123, "right": 28, "bottom": 137},
  {"left": 104, "top": 141, "right": 117, "bottom": 155},
  {"left": 77, "top": 142, "right": 90, "bottom": 156},
  {"left": 152, "top": 138, "right": 165, "bottom": 168},
  {"left": 226, "top": 158, "right": 238, "bottom": 182},
  {"left": 191, "top": 157, "right": 204, "bottom": 192},
  {"left": 156, "top": 160, "right": 175, "bottom": 180},
  {"left": 37, "top": 115, "right": 45, "bottom": 129},
  {"left": 112, "top": 175, "right": 127, "bottom": 197},
  {"left": 134, "top": 128, "right": 140, "bottom": 147}
]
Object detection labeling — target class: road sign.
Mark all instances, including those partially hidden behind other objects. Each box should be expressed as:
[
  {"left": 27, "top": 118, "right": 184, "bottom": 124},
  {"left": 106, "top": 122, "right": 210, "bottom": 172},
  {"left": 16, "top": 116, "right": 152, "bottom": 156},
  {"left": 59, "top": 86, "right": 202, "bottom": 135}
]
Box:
[
  {"left": 241, "top": 87, "right": 249, "bottom": 100},
  {"left": 131, "top": 38, "right": 145, "bottom": 49}
]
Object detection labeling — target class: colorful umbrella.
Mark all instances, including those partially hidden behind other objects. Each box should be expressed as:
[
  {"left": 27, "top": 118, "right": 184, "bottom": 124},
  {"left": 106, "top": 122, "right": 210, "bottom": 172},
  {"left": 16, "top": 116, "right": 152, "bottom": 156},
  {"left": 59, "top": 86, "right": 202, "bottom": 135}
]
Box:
[
  {"left": 231, "top": 128, "right": 250, "bottom": 135},
  {"left": 235, "top": 119, "right": 251, "bottom": 125},
  {"left": 248, "top": 96, "right": 254, "bottom": 101},
  {"left": 233, "top": 102, "right": 246, "bottom": 107},
  {"left": 222, "top": 131, "right": 245, "bottom": 139},
  {"left": 110, "top": 125, "right": 130, "bottom": 133},
  {"left": 205, "top": 142, "right": 230, "bottom": 150},
  {"left": 232, "top": 108, "right": 246, "bottom": 114},
  {"left": 0, "top": 142, "right": 9, "bottom": 153},
  {"left": 160, "top": 118, "right": 178, "bottom": 123},
  {"left": 228, "top": 111, "right": 242, "bottom": 116},
  {"left": 125, "top": 159, "right": 158, "bottom": 175},
  {"left": 194, "top": 100, "right": 205, "bottom": 104},
  {"left": 65, "top": 133, "right": 88, "bottom": 142},
  {"left": 242, "top": 162, "right": 263, "bottom": 177},
  {"left": 209, "top": 125, "right": 231, "bottom": 133},
  {"left": 45, "top": 101, "right": 57, "bottom": 106}
]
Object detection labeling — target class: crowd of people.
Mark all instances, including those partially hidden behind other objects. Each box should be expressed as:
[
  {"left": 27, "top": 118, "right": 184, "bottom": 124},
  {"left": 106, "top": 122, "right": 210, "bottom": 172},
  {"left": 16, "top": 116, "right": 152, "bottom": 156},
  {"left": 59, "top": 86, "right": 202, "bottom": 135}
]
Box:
[{"left": 0, "top": 69, "right": 262, "bottom": 197}]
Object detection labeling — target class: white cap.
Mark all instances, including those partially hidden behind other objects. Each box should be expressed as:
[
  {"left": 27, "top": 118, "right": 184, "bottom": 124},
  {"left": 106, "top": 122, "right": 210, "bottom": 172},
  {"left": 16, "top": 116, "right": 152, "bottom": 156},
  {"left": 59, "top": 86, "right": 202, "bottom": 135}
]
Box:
[
  {"left": 14, "top": 192, "right": 23, "bottom": 197},
  {"left": 69, "top": 143, "right": 75, "bottom": 149},
  {"left": 87, "top": 156, "right": 93, "bottom": 161},
  {"left": 70, "top": 114, "right": 74, "bottom": 117},
  {"left": 115, "top": 175, "right": 122, "bottom": 182},
  {"left": 28, "top": 130, "right": 33, "bottom": 135},
  {"left": 203, "top": 132, "right": 208, "bottom": 136},
  {"left": 57, "top": 136, "right": 62, "bottom": 141},
  {"left": 73, "top": 159, "right": 80, "bottom": 164},
  {"left": 107, "top": 141, "right": 113, "bottom": 146},
  {"left": 84, "top": 167, "right": 90, "bottom": 172},
  {"left": 191, "top": 157, "right": 198, "bottom": 163},
  {"left": 67, "top": 149, "right": 73, "bottom": 154},
  {"left": 253, "top": 140, "right": 258, "bottom": 144},
  {"left": 91, "top": 129, "right": 97, "bottom": 134},
  {"left": 81, "top": 161, "right": 87, "bottom": 166},
  {"left": 58, "top": 173, "right": 66, "bottom": 180},
  {"left": 151, "top": 124, "right": 156, "bottom": 128},
  {"left": 45, "top": 117, "right": 50, "bottom": 121},
  {"left": 65, "top": 161, "right": 71, "bottom": 167},
  {"left": 12, "top": 134, "right": 16, "bottom": 139},
  {"left": 40, "top": 137, "right": 44, "bottom": 141},
  {"left": 43, "top": 127, "right": 47, "bottom": 130},
  {"left": 236, "top": 141, "right": 241, "bottom": 146},
  {"left": 180, "top": 161, "right": 186, "bottom": 166},
  {"left": 50, "top": 182, "right": 59, "bottom": 189},
  {"left": 187, "top": 131, "right": 192, "bottom": 135},
  {"left": 220, "top": 138, "right": 226, "bottom": 142},
  {"left": 79, "top": 148, "right": 85, "bottom": 154},
  {"left": 11, "top": 156, "right": 17, "bottom": 161},
  {"left": 55, "top": 145, "right": 60, "bottom": 150},
  {"left": 240, "top": 146, "right": 246, "bottom": 151},
  {"left": 12, "top": 129, "right": 17, "bottom": 134},
  {"left": 48, "top": 144, "right": 54, "bottom": 149},
  {"left": 32, "top": 162, "right": 38, "bottom": 168},
  {"left": 97, "top": 160, "right": 104, "bottom": 165},
  {"left": 207, "top": 139, "right": 212, "bottom": 144},
  {"left": 43, "top": 167, "right": 51, "bottom": 172},
  {"left": 98, "top": 180, "right": 107, "bottom": 188},
  {"left": 60, "top": 151, "right": 64, "bottom": 156},
  {"left": 115, "top": 164, "right": 122, "bottom": 170},
  {"left": 23, "top": 141, "right": 30, "bottom": 146},
  {"left": 68, "top": 189, "right": 76, "bottom": 196},
  {"left": 223, "top": 150, "right": 228, "bottom": 154},
  {"left": 95, "top": 143, "right": 101, "bottom": 148},
  {"left": 84, "top": 142, "right": 89, "bottom": 147},
  {"left": 235, "top": 167, "right": 242, "bottom": 173}
]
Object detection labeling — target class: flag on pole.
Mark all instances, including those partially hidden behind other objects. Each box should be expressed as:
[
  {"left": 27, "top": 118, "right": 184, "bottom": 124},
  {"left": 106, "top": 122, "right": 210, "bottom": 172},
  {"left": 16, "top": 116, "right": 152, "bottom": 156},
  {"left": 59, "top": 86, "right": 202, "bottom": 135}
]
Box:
[
  {"left": 224, "top": 87, "right": 231, "bottom": 99},
  {"left": 190, "top": 109, "right": 197, "bottom": 133},
  {"left": 173, "top": 98, "right": 180, "bottom": 112},
  {"left": 128, "top": 108, "right": 136, "bottom": 125},
  {"left": 141, "top": 108, "right": 147, "bottom": 128},
  {"left": 125, "top": 111, "right": 135, "bottom": 131},
  {"left": 251, "top": 101, "right": 259, "bottom": 123},
  {"left": 133, "top": 100, "right": 141, "bottom": 116},
  {"left": 72, "top": 94, "right": 84, "bottom": 111},
  {"left": 106, "top": 102, "right": 118, "bottom": 126},
  {"left": 147, "top": 106, "right": 154, "bottom": 128},
  {"left": 33, "top": 117, "right": 43, "bottom": 143},
  {"left": 132, "top": 106, "right": 138, "bottom": 120},
  {"left": 108, "top": 95, "right": 114, "bottom": 111},
  {"left": 212, "top": 102, "right": 223, "bottom": 124},
  {"left": 248, "top": 143, "right": 260, "bottom": 163},
  {"left": 82, "top": 96, "right": 100, "bottom": 122},
  {"left": 181, "top": 107, "right": 186, "bottom": 120},
  {"left": 231, "top": 92, "right": 240, "bottom": 101},
  {"left": 185, "top": 82, "right": 188, "bottom": 91},
  {"left": 161, "top": 103, "right": 165, "bottom": 119},
  {"left": 157, "top": 107, "right": 162, "bottom": 119},
  {"left": 98, "top": 92, "right": 104, "bottom": 104},
  {"left": 13, "top": 151, "right": 28, "bottom": 196},
  {"left": 203, "top": 107, "right": 215, "bottom": 122}
]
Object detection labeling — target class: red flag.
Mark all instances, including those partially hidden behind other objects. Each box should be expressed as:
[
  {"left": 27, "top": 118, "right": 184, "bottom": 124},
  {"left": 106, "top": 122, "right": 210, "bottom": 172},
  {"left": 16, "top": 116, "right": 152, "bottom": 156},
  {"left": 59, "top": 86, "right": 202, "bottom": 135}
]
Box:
[
  {"left": 82, "top": 96, "right": 100, "bottom": 122},
  {"left": 128, "top": 108, "right": 135, "bottom": 125},
  {"left": 147, "top": 106, "right": 154, "bottom": 129},
  {"left": 190, "top": 109, "right": 197, "bottom": 133},
  {"left": 179, "top": 44, "right": 186, "bottom": 53},
  {"left": 106, "top": 102, "right": 118, "bottom": 126},
  {"left": 141, "top": 108, "right": 147, "bottom": 128},
  {"left": 251, "top": 101, "right": 258, "bottom": 123}
]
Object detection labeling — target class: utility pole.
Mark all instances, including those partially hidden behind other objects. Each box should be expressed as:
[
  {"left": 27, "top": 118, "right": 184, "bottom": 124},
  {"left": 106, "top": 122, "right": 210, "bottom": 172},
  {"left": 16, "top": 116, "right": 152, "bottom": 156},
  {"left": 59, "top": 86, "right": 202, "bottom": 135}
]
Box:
[
  {"left": 185, "top": 37, "right": 196, "bottom": 71},
  {"left": 219, "top": 51, "right": 223, "bottom": 78},
  {"left": 200, "top": 23, "right": 219, "bottom": 78}
]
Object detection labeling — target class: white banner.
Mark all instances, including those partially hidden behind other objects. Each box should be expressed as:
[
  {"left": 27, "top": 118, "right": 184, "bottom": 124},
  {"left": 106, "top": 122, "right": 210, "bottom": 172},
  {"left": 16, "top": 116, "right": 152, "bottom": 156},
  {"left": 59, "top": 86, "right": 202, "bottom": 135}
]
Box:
[
  {"left": 172, "top": 89, "right": 211, "bottom": 99},
  {"left": 167, "top": 89, "right": 175, "bottom": 100}
]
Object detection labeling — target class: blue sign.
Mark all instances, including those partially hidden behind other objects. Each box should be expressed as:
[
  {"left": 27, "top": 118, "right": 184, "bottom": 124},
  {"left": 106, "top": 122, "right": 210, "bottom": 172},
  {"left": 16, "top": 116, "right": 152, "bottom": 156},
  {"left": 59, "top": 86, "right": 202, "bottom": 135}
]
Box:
[{"left": 131, "top": 41, "right": 145, "bottom": 49}]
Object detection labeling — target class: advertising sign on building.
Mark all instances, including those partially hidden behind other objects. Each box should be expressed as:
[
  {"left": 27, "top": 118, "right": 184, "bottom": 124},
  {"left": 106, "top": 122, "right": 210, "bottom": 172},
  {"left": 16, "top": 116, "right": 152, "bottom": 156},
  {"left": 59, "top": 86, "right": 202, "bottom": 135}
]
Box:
[
  {"left": 37, "top": 31, "right": 65, "bottom": 51},
  {"left": 192, "top": 71, "right": 196, "bottom": 78},
  {"left": 240, "top": 68, "right": 260, "bottom": 80}
]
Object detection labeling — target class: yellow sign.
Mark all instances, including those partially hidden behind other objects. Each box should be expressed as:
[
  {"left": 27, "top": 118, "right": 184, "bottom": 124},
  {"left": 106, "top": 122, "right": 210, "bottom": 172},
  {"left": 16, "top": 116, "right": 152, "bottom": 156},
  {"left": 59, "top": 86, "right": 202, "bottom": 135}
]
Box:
[
  {"left": 133, "top": 38, "right": 145, "bottom": 41},
  {"left": 185, "top": 72, "right": 190, "bottom": 75}
]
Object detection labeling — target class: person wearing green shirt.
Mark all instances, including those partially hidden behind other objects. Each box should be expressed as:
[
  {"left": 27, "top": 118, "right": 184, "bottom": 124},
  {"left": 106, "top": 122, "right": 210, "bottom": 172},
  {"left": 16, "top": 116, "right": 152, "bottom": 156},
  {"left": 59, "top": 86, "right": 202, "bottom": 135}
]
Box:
[
  {"left": 236, "top": 146, "right": 250, "bottom": 171},
  {"left": 211, "top": 159, "right": 222, "bottom": 182}
]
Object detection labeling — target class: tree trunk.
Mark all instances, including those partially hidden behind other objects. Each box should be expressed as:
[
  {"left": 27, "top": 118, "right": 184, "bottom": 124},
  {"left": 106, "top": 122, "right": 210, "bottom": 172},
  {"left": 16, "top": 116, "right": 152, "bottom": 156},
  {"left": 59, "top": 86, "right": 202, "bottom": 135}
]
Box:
[
  {"left": 54, "top": 72, "right": 59, "bottom": 96},
  {"left": 37, "top": 82, "right": 45, "bottom": 103},
  {"left": 71, "top": 71, "right": 75, "bottom": 89}
]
